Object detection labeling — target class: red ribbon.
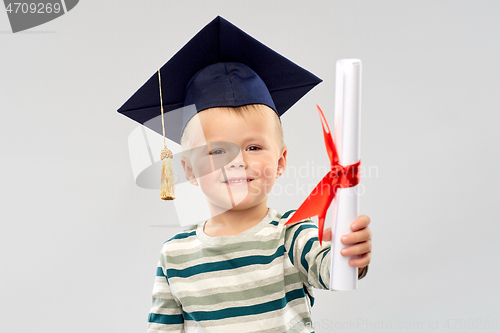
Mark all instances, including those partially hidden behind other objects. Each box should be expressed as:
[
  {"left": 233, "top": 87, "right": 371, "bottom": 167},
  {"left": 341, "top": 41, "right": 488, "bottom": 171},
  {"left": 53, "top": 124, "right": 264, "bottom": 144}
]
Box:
[{"left": 284, "top": 105, "right": 361, "bottom": 245}]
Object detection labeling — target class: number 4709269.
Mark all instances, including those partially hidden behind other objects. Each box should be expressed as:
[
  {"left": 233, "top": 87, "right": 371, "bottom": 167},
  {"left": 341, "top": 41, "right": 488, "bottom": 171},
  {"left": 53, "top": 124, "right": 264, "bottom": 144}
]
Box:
[{"left": 5, "top": 2, "right": 62, "bottom": 14}]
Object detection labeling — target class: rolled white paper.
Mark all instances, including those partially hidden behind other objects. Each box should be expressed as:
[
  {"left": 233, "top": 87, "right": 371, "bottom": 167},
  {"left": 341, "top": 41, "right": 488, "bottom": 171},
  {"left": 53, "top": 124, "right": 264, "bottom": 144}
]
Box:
[{"left": 330, "top": 59, "right": 362, "bottom": 291}]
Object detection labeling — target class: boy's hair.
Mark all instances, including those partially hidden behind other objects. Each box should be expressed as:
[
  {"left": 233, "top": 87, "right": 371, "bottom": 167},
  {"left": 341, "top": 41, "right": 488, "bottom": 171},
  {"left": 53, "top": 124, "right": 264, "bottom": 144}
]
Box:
[{"left": 180, "top": 104, "right": 285, "bottom": 151}]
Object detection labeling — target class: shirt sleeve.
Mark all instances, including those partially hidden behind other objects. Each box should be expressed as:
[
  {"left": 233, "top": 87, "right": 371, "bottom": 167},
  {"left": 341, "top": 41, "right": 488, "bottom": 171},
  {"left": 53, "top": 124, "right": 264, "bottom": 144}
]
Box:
[
  {"left": 284, "top": 218, "right": 369, "bottom": 289},
  {"left": 147, "top": 248, "right": 185, "bottom": 333},
  {"left": 284, "top": 219, "right": 331, "bottom": 290}
]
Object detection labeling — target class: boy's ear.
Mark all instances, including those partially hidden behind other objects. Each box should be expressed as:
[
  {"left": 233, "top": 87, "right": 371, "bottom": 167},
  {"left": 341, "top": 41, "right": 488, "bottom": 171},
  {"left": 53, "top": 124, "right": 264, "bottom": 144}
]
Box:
[
  {"left": 180, "top": 156, "right": 198, "bottom": 186},
  {"left": 276, "top": 145, "right": 288, "bottom": 178}
]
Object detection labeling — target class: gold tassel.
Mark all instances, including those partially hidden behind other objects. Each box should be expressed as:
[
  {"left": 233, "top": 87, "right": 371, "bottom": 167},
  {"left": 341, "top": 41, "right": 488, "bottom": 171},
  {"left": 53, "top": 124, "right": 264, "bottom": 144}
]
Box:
[
  {"left": 158, "top": 68, "right": 175, "bottom": 200},
  {"left": 160, "top": 147, "right": 175, "bottom": 200}
]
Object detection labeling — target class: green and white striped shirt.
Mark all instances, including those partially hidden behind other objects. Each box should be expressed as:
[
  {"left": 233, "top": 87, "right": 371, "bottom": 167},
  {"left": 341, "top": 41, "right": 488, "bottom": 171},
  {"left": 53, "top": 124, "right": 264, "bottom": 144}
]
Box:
[{"left": 147, "top": 208, "right": 332, "bottom": 333}]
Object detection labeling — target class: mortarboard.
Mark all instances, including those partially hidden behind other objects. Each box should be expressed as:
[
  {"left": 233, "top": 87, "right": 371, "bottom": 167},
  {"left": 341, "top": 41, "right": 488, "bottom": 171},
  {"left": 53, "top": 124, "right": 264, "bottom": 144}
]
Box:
[{"left": 117, "top": 15, "right": 322, "bottom": 200}]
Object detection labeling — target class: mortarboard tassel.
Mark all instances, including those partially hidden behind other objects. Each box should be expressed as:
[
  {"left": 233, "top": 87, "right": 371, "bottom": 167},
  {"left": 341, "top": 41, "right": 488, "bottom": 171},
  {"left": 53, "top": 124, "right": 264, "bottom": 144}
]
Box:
[
  {"left": 158, "top": 69, "right": 176, "bottom": 200},
  {"left": 160, "top": 146, "right": 175, "bottom": 200}
]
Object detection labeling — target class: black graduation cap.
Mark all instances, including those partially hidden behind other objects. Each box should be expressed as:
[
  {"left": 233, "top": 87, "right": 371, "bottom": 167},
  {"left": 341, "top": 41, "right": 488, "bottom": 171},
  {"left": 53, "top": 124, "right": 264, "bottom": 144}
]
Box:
[{"left": 117, "top": 16, "right": 322, "bottom": 145}]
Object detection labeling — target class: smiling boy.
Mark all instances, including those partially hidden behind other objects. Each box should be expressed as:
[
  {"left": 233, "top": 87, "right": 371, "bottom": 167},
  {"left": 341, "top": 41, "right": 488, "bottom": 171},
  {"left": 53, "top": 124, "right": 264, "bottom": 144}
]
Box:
[
  {"left": 147, "top": 102, "right": 371, "bottom": 332},
  {"left": 117, "top": 16, "right": 371, "bottom": 333}
]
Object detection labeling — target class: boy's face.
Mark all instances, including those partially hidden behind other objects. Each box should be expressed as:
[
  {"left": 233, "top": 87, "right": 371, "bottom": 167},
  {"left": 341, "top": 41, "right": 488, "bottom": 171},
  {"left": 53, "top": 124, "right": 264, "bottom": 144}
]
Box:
[{"left": 180, "top": 106, "right": 287, "bottom": 212}]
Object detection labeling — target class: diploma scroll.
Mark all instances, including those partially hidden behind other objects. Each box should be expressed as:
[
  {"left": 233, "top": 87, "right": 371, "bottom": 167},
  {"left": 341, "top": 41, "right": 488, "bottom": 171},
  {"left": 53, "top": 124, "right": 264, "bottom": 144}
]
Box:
[{"left": 330, "top": 59, "right": 362, "bottom": 291}]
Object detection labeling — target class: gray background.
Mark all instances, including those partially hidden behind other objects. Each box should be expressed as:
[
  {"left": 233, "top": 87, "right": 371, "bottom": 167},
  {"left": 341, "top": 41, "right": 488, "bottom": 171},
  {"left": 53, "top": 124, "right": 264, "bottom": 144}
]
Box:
[{"left": 1, "top": 1, "right": 499, "bottom": 332}]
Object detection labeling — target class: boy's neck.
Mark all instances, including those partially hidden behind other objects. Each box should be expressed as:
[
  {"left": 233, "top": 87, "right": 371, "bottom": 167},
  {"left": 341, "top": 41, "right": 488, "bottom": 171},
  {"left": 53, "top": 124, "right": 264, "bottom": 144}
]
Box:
[{"left": 204, "top": 200, "right": 270, "bottom": 237}]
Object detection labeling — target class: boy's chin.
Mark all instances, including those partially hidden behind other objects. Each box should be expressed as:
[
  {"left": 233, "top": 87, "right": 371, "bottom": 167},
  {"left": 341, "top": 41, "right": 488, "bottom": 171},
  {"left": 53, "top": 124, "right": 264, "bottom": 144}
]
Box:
[{"left": 207, "top": 196, "right": 263, "bottom": 213}]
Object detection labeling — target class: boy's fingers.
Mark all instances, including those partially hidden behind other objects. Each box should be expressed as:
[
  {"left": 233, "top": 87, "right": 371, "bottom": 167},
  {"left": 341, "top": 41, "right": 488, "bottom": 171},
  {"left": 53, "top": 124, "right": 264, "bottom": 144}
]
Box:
[
  {"left": 342, "top": 227, "right": 371, "bottom": 245},
  {"left": 341, "top": 241, "right": 371, "bottom": 257},
  {"left": 322, "top": 228, "right": 332, "bottom": 242},
  {"left": 351, "top": 215, "right": 371, "bottom": 231},
  {"left": 349, "top": 252, "right": 371, "bottom": 268}
]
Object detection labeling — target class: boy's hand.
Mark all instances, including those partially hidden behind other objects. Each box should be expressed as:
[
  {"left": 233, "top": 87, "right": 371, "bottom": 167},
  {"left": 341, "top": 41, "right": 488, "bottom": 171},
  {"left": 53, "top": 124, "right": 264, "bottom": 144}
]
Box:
[{"left": 323, "top": 215, "right": 372, "bottom": 271}]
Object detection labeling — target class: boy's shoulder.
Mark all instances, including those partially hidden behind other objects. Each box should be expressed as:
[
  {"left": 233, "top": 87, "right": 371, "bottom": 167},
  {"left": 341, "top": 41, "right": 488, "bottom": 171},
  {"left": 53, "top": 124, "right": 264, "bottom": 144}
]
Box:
[
  {"left": 278, "top": 209, "right": 317, "bottom": 228},
  {"left": 265, "top": 208, "right": 312, "bottom": 228},
  {"left": 156, "top": 225, "right": 199, "bottom": 262},
  {"left": 279, "top": 209, "right": 297, "bottom": 222},
  {"left": 165, "top": 224, "right": 198, "bottom": 243}
]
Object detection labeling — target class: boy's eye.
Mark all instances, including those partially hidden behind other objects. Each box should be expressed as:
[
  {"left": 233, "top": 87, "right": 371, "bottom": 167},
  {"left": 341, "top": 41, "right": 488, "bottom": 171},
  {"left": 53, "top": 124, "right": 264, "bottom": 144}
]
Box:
[
  {"left": 209, "top": 149, "right": 226, "bottom": 155},
  {"left": 247, "top": 146, "right": 261, "bottom": 151}
]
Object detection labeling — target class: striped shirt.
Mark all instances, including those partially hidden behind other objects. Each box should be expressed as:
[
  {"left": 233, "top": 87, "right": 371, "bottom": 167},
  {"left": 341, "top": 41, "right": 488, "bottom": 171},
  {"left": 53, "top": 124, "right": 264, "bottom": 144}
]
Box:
[{"left": 147, "top": 208, "right": 332, "bottom": 333}]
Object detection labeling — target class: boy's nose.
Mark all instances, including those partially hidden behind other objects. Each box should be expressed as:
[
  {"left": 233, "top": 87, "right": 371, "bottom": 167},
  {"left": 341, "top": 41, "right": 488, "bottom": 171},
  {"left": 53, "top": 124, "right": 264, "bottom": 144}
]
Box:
[{"left": 226, "top": 151, "right": 247, "bottom": 169}]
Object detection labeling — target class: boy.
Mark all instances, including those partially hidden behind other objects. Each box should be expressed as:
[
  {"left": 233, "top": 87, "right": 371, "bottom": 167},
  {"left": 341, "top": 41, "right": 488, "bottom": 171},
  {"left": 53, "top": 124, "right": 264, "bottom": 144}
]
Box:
[
  {"left": 154, "top": 103, "right": 371, "bottom": 332},
  {"left": 117, "top": 16, "right": 371, "bottom": 333}
]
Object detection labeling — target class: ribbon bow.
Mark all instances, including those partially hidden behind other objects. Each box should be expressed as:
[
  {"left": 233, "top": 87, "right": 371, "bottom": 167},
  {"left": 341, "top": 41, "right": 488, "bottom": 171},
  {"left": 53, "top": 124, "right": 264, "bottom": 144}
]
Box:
[{"left": 284, "top": 105, "right": 361, "bottom": 245}]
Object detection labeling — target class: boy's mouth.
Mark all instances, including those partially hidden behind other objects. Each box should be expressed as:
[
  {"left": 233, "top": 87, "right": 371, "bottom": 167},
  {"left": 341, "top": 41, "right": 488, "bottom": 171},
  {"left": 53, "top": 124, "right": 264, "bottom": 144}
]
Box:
[{"left": 223, "top": 177, "right": 253, "bottom": 184}]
